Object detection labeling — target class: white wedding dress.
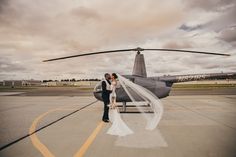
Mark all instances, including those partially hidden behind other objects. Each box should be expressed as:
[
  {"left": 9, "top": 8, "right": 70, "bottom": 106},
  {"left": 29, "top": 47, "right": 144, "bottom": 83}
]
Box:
[{"left": 107, "top": 80, "right": 133, "bottom": 136}]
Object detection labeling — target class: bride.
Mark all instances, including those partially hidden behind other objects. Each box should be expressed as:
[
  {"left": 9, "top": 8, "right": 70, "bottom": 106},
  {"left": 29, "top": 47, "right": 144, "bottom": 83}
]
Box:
[{"left": 107, "top": 73, "right": 133, "bottom": 136}]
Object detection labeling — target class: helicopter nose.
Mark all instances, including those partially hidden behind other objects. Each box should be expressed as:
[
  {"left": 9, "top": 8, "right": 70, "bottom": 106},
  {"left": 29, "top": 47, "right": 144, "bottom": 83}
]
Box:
[
  {"left": 93, "top": 82, "right": 103, "bottom": 101},
  {"left": 93, "top": 91, "right": 102, "bottom": 101}
]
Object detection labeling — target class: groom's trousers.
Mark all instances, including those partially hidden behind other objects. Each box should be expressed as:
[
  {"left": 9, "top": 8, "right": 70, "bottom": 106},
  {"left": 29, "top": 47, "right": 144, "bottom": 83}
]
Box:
[{"left": 102, "top": 95, "right": 110, "bottom": 120}]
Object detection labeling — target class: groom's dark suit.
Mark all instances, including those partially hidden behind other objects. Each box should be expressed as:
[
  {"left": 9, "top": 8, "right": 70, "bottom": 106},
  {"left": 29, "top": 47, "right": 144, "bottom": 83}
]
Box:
[{"left": 102, "top": 79, "right": 111, "bottom": 121}]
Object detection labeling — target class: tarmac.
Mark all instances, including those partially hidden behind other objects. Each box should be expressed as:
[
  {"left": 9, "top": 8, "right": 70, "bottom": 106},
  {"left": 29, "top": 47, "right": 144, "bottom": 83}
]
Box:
[{"left": 0, "top": 90, "right": 235, "bottom": 157}]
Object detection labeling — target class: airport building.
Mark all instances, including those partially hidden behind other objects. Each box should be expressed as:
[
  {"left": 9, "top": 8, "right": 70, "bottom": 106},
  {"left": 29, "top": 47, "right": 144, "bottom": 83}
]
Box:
[
  {"left": 1, "top": 79, "right": 99, "bottom": 87},
  {"left": 41, "top": 81, "right": 99, "bottom": 87},
  {"left": 2, "top": 80, "right": 41, "bottom": 87}
]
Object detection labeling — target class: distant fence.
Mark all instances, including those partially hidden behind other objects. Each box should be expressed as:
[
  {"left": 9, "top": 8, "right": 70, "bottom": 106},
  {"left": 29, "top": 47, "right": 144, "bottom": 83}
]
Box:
[{"left": 0, "top": 80, "right": 100, "bottom": 87}]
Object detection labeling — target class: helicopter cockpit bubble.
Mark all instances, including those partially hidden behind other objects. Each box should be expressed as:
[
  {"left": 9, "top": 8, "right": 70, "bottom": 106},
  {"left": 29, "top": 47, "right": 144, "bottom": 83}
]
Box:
[
  {"left": 93, "top": 79, "right": 122, "bottom": 101},
  {"left": 94, "top": 81, "right": 102, "bottom": 92},
  {"left": 94, "top": 79, "right": 121, "bottom": 91},
  {"left": 93, "top": 81, "right": 103, "bottom": 101}
]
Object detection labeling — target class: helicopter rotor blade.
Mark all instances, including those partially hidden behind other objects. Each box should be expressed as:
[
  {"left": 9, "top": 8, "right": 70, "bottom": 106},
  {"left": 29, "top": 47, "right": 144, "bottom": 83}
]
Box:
[
  {"left": 43, "top": 47, "right": 230, "bottom": 62},
  {"left": 143, "top": 48, "right": 230, "bottom": 56},
  {"left": 43, "top": 48, "right": 136, "bottom": 62}
]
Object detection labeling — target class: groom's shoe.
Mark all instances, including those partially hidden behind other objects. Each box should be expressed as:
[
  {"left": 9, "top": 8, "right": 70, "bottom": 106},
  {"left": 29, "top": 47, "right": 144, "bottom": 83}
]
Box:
[{"left": 103, "top": 119, "right": 109, "bottom": 123}]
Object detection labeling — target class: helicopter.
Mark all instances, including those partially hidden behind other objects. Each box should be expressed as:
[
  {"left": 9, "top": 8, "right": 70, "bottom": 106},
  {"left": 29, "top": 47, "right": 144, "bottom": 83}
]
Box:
[{"left": 43, "top": 47, "right": 235, "bottom": 111}]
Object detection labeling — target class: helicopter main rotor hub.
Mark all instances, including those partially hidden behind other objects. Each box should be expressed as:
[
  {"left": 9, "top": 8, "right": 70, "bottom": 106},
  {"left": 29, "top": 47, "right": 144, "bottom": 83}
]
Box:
[
  {"left": 136, "top": 47, "right": 144, "bottom": 52},
  {"left": 136, "top": 47, "right": 144, "bottom": 54}
]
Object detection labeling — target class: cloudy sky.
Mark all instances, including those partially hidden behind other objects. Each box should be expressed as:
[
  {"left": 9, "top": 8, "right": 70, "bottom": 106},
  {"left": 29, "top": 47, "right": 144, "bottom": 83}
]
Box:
[{"left": 0, "top": 0, "right": 235, "bottom": 80}]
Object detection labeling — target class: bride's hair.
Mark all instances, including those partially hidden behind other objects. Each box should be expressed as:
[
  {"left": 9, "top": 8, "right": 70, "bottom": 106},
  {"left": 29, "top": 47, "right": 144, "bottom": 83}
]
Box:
[{"left": 112, "top": 73, "right": 118, "bottom": 79}]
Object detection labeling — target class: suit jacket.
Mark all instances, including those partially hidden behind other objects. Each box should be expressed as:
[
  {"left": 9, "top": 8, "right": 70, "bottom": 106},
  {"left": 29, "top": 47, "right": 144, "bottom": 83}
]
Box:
[{"left": 102, "top": 79, "right": 111, "bottom": 102}]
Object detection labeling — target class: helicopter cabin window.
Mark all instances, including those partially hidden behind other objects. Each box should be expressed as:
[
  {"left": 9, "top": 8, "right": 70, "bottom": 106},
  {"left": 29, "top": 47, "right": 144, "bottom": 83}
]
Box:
[
  {"left": 128, "top": 78, "right": 135, "bottom": 82},
  {"left": 165, "top": 81, "right": 173, "bottom": 87}
]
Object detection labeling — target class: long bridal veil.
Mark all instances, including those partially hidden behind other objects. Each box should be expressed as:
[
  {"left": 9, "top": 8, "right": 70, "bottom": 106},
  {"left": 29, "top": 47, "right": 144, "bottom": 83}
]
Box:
[
  {"left": 113, "top": 74, "right": 167, "bottom": 148},
  {"left": 117, "top": 74, "right": 163, "bottom": 130}
]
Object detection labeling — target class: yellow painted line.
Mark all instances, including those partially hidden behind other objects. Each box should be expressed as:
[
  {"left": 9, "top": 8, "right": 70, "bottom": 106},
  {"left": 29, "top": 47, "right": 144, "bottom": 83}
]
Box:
[
  {"left": 29, "top": 109, "right": 57, "bottom": 157},
  {"left": 29, "top": 105, "right": 103, "bottom": 157},
  {"left": 57, "top": 108, "right": 74, "bottom": 110},
  {"left": 29, "top": 107, "right": 73, "bottom": 157},
  {"left": 74, "top": 121, "right": 104, "bottom": 157}
]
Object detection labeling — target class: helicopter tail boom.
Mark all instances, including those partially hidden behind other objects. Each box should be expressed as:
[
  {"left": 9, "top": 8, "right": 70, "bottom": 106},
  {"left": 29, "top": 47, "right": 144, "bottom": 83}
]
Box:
[{"left": 150, "top": 72, "right": 236, "bottom": 84}]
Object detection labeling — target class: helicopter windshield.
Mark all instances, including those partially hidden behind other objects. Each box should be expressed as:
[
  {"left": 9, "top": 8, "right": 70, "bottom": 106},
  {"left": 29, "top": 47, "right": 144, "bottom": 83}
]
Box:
[
  {"left": 94, "top": 79, "right": 122, "bottom": 92},
  {"left": 94, "top": 81, "right": 102, "bottom": 92}
]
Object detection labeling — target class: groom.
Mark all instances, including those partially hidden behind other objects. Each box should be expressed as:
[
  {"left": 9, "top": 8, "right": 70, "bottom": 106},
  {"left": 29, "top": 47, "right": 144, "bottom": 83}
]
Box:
[{"left": 102, "top": 73, "right": 112, "bottom": 123}]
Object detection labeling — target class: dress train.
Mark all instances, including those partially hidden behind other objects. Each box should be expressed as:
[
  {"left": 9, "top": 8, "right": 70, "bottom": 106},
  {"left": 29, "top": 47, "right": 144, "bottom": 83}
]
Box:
[{"left": 107, "top": 108, "right": 133, "bottom": 136}]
